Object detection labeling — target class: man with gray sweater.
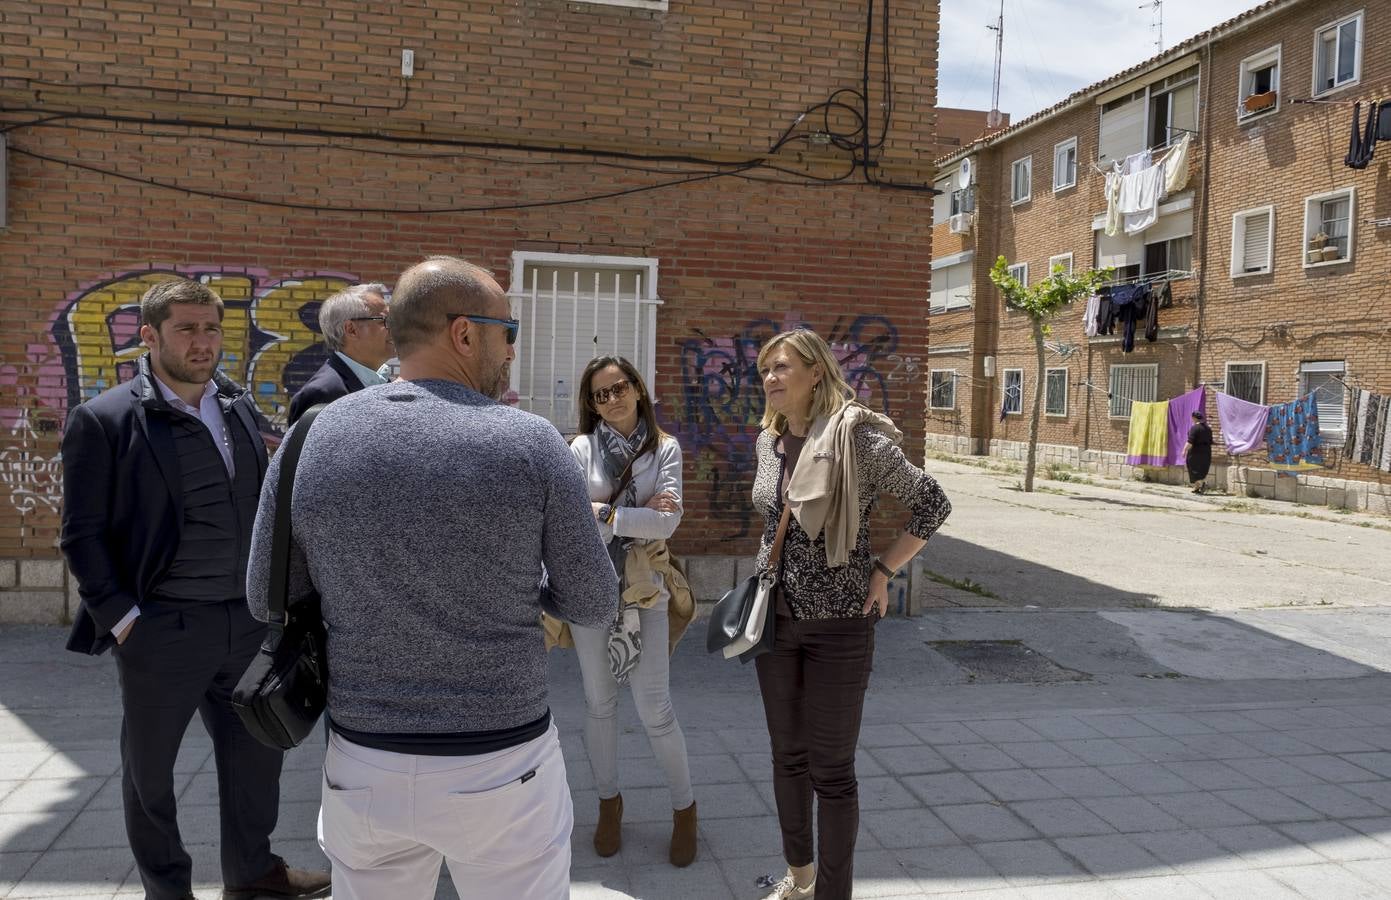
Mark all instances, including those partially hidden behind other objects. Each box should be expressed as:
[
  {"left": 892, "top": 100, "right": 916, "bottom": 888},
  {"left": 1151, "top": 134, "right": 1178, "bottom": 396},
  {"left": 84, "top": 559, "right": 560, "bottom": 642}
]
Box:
[{"left": 246, "top": 257, "right": 618, "bottom": 900}]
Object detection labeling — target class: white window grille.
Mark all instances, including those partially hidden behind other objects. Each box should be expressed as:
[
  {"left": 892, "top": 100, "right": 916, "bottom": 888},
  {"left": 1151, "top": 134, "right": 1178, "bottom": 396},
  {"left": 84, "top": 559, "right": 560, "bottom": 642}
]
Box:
[
  {"left": 1238, "top": 46, "right": 1282, "bottom": 119},
  {"left": 1053, "top": 138, "right": 1078, "bottom": 191},
  {"left": 1109, "top": 363, "right": 1158, "bottom": 419},
  {"left": 1002, "top": 369, "right": 1024, "bottom": 416},
  {"left": 1303, "top": 187, "right": 1355, "bottom": 267},
  {"left": 929, "top": 370, "right": 957, "bottom": 410},
  {"left": 508, "top": 252, "right": 660, "bottom": 436},
  {"left": 1300, "top": 361, "right": 1347, "bottom": 444},
  {"left": 1006, "top": 262, "right": 1028, "bottom": 286},
  {"left": 1231, "top": 205, "right": 1274, "bottom": 276},
  {"left": 1314, "top": 12, "right": 1362, "bottom": 95},
  {"left": 1011, "top": 156, "right": 1032, "bottom": 204},
  {"left": 1225, "top": 361, "right": 1266, "bottom": 404},
  {"left": 1045, "top": 368, "right": 1069, "bottom": 416},
  {"left": 1047, "top": 253, "right": 1074, "bottom": 278}
]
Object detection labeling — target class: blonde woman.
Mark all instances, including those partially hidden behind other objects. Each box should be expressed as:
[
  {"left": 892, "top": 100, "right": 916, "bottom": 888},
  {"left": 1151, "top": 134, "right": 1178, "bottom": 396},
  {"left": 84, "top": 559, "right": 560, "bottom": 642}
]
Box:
[
  {"left": 566, "top": 356, "right": 697, "bottom": 867},
  {"left": 752, "top": 329, "right": 951, "bottom": 900}
]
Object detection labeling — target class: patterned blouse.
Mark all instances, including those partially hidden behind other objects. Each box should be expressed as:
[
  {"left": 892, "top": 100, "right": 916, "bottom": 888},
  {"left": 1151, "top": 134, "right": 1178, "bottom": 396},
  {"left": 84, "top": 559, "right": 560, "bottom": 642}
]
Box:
[{"left": 752, "top": 423, "right": 952, "bottom": 620}]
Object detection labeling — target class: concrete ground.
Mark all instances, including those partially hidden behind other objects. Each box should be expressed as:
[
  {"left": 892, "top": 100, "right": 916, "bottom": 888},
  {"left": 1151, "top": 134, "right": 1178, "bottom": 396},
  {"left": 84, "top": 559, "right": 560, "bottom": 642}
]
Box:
[{"left": 4, "top": 461, "right": 1391, "bottom": 899}]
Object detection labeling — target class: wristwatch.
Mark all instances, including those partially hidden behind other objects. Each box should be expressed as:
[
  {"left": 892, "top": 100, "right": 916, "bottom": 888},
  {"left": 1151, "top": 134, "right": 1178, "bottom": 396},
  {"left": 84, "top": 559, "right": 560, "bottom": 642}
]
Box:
[
  {"left": 599, "top": 504, "right": 617, "bottom": 525},
  {"left": 872, "top": 557, "right": 896, "bottom": 579}
]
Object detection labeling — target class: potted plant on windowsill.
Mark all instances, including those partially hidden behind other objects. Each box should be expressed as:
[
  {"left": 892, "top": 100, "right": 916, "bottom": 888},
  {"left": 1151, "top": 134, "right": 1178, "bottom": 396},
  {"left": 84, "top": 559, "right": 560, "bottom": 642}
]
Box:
[{"left": 1243, "top": 91, "right": 1277, "bottom": 113}]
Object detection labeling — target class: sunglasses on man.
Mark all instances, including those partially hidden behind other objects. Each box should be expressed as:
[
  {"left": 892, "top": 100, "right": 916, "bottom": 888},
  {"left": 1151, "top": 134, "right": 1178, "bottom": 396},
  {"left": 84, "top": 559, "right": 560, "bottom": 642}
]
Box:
[{"left": 445, "top": 314, "right": 521, "bottom": 345}]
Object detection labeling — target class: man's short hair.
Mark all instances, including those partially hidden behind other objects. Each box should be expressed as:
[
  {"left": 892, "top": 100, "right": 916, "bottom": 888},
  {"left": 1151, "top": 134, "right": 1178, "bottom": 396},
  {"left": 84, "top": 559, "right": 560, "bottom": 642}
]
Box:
[
  {"left": 140, "top": 279, "right": 225, "bottom": 331},
  {"left": 318, "top": 283, "right": 389, "bottom": 352},
  {"left": 388, "top": 257, "right": 503, "bottom": 356}
]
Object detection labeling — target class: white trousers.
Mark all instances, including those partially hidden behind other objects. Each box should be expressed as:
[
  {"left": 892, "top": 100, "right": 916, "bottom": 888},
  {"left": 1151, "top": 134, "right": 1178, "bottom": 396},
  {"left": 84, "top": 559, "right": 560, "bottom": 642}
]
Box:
[{"left": 317, "top": 722, "right": 572, "bottom": 900}]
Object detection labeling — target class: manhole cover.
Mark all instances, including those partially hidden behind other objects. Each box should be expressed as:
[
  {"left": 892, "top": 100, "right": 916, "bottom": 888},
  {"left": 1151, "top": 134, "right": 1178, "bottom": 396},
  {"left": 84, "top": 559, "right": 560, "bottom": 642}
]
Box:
[{"left": 927, "top": 639, "right": 1092, "bottom": 684}]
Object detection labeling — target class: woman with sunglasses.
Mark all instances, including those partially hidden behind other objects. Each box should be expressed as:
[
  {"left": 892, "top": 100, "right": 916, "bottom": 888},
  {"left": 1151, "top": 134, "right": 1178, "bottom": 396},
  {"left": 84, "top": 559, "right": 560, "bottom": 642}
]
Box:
[
  {"left": 752, "top": 329, "right": 951, "bottom": 900},
  {"left": 562, "top": 356, "right": 697, "bottom": 867}
]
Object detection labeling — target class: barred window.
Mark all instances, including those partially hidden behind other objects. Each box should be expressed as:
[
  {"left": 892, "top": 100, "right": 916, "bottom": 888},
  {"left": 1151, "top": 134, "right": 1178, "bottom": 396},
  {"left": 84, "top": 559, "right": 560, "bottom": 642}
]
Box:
[
  {"left": 1045, "top": 368, "right": 1068, "bottom": 416},
  {"left": 1002, "top": 369, "right": 1024, "bottom": 415},
  {"left": 1109, "top": 364, "right": 1158, "bottom": 418},
  {"left": 930, "top": 370, "right": 957, "bottom": 410},
  {"left": 1224, "top": 362, "right": 1266, "bottom": 404}
]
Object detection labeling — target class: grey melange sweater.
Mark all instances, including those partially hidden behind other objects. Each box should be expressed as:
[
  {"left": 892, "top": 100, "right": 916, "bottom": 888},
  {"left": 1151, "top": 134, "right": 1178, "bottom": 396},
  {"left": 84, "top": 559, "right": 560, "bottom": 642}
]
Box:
[{"left": 246, "top": 379, "right": 619, "bottom": 735}]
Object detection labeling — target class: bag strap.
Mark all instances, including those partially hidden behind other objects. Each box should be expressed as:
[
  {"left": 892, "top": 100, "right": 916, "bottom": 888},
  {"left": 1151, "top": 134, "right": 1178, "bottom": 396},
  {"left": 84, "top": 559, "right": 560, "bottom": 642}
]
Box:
[
  {"left": 267, "top": 405, "right": 325, "bottom": 627},
  {"left": 608, "top": 456, "right": 638, "bottom": 506},
  {"left": 767, "top": 501, "right": 793, "bottom": 573}
]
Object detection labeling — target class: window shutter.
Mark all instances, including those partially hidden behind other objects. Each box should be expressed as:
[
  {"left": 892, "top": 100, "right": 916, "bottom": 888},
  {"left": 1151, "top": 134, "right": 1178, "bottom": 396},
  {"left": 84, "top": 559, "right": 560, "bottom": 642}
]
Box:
[
  {"left": 1242, "top": 213, "right": 1270, "bottom": 271},
  {"left": 1305, "top": 372, "right": 1347, "bottom": 438},
  {"left": 1099, "top": 97, "right": 1145, "bottom": 163},
  {"left": 1170, "top": 84, "right": 1198, "bottom": 136}
]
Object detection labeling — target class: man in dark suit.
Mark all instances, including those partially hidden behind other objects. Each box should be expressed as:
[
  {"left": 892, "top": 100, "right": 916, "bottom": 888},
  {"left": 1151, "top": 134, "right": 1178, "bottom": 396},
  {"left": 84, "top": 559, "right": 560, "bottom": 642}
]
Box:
[
  {"left": 60, "top": 278, "right": 330, "bottom": 900},
  {"left": 287, "top": 282, "right": 393, "bottom": 425}
]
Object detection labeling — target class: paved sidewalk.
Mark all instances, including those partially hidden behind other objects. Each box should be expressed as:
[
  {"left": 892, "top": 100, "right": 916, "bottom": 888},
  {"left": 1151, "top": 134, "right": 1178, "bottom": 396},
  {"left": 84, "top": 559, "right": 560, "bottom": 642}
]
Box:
[{"left": 7, "top": 607, "right": 1391, "bottom": 899}]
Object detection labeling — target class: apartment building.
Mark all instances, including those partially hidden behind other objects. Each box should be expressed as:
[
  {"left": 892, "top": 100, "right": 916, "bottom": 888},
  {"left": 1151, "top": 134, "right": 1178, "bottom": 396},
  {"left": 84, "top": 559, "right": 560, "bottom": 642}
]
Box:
[{"left": 926, "top": 0, "right": 1391, "bottom": 513}]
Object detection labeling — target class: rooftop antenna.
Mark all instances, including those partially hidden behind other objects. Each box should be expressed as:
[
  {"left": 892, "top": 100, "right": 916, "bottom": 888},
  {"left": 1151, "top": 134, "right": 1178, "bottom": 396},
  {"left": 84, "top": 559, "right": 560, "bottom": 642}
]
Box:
[
  {"left": 1140, "top": 0, "right": 1163, "bottom": 53},
  {"left": 986, "top": 0, "right": 1004, "bottom": 128}
]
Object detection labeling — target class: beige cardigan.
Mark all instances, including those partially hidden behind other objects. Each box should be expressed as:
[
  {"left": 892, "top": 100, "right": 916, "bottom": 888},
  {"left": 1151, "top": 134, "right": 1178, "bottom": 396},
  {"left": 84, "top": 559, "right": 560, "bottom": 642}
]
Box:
[{"left": 785, "top": 401, "right": 902, "bottom": 568}]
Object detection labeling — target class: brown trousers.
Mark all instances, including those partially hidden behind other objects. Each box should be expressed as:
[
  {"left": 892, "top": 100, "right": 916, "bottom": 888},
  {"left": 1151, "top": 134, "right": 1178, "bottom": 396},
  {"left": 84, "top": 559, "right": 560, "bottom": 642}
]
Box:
[{"left": 755, "top": 611, "right": 876, "bottom": 900}]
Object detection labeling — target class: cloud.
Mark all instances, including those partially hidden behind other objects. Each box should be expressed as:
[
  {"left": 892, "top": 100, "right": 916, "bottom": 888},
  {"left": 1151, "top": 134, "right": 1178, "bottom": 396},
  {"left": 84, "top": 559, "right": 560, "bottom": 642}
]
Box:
[{"left": 937, "top": 0, "right": 1264, "bottom": 118}]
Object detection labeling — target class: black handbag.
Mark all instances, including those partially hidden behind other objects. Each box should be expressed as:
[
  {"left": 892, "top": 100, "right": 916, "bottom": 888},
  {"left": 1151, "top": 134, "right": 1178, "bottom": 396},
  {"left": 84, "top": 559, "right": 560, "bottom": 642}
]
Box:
[
  {"left": 232, "top": 404, "right": 328, "bottom": 751},
  {"left": 706, "top": 502, "right": 790, "bottom": 664}
]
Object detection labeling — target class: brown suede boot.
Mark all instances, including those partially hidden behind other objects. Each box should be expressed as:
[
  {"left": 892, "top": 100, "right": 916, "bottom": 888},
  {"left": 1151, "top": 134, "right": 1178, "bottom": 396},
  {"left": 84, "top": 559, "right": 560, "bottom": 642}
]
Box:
[
  {"left": 670, "top": 801, "right": 698, "bottom": 867},
  {"left": 594, "top": 794, "right": 623, "bottom": 857}
]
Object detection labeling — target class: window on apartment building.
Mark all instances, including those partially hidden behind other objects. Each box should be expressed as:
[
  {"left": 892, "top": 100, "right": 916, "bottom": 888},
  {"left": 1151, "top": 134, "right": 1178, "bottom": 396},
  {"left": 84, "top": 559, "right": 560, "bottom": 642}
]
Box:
[
  {"left": 509, "top": 251, "right": 659, "bottom": 434},
  {"left": 933, "top": 175, "right": 954, "bottom": 224},
  {"left": 1045, "top": 368, "right": 1069, "bottom": 416},
  {"left": 1238, "top": 46, "right": 1282, "bottom": 119},
  {"left": 1047, "top": 253, "right": 1074, "bottom": 278},
  {"left": 1109, "top": 363, "right": 1158, "bottom": 418},
  {"left": 1303, "top": 187, "right": 1355, "bottom": 266},
  {"left": 1148, "top": 66, "right": 1199, "bottom": 150},
  {"left": 931, "top": 259, "right": 974, "bottom": 312},
  {"left": 1011, "top": 156, "right": 1032, "bottom": 204},
  {"left": 1098, "top": 64, "right": 1200, "bottom": 162},
  {"left": 1053, "top": 138, "right": 1078, "bottom": 191},
  {"left": 1144, "top": 235, "right": 1192, "bottom": 275},
  {"left": 1002, "top": 369, "right": 1024, "bottom": 415},
  {"left": 930, "top": 370, "right": 957, "bottom": 410},
  {"left": 1005, "top": 262, "right": 1028, "bottom": 286},
  {"left": 1225, "top": 361, "right": 1266, "bottom": 404},
  {"left": 1301, "top": 361, "right": 1347, "bottom": 444},
  {"left": 1231, "top": 205, "right": 1274, "bottom": 276},
  {"left": 1315, "top": 12, "right": 1362, "bottom": 95}
]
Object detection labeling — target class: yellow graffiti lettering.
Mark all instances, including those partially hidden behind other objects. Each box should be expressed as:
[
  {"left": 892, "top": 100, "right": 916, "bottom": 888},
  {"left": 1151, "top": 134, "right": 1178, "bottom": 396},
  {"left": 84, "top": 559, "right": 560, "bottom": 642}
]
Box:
[{"left": 247, "top": 277, "right": 354, "bottom": 428}]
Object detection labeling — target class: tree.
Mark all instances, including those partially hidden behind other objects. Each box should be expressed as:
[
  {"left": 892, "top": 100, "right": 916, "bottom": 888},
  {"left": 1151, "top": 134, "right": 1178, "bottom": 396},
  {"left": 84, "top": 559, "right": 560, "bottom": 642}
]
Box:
[{"left": 988, "top": 256, "right": 1112, "bottom": 492}]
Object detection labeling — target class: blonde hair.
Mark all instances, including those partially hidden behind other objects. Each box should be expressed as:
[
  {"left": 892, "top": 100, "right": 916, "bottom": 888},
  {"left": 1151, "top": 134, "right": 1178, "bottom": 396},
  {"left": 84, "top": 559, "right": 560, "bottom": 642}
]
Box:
[{"left": 756, "top": 329, "right": 854, "bottom": 434}]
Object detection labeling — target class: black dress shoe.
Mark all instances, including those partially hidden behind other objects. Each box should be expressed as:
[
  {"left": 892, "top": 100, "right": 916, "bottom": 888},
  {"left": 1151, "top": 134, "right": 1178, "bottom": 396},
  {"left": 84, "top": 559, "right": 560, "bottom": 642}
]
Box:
[{"left": 222, "top": 857, "right": 330, "bottom": 900}]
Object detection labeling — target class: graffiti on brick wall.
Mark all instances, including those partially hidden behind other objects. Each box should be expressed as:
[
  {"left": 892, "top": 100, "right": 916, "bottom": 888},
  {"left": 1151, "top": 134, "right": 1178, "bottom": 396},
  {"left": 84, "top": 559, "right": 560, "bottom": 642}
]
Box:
[
  {"left": 661, "top": 313, "right": 918, "bottom": 541},
  {"left": 0, "top": 266, "right": 356, "bottom": 515}
]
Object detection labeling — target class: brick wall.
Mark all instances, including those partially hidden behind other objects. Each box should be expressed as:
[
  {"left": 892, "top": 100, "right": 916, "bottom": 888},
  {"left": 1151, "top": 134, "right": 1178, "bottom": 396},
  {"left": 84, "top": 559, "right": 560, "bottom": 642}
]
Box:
[
  {"left": 925, "top": 0, "right": 1391, "bottom": 504},
  {"left": 0, "top": 1, "right": 943, "bottom": 612}
]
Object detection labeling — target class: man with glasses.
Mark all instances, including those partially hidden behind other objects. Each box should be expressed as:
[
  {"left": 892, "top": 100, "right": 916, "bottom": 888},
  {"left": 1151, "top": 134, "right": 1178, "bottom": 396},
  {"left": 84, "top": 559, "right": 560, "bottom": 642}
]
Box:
[
  {"left": 247, "top": 256, "right": 618, "bottom": 900},
  {"left": 287, "top": 282, "right": 394, "bottom": 426}
]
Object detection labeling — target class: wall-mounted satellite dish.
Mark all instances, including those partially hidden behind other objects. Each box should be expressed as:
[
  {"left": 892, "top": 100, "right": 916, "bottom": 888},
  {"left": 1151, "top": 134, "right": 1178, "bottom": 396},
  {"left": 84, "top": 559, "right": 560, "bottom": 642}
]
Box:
[{"left": 958, "top": 157, "right": 974, "bottom": 185}]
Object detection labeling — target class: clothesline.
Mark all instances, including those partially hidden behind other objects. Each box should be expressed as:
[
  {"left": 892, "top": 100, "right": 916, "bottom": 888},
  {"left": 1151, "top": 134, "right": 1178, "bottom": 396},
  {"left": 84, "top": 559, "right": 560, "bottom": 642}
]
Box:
[
  {"left": 1108, "top": 268, "right": 1192, "bottom": 287},
  {"left": 1086, "top": 134, "right": 1193, "bottom": 176}
]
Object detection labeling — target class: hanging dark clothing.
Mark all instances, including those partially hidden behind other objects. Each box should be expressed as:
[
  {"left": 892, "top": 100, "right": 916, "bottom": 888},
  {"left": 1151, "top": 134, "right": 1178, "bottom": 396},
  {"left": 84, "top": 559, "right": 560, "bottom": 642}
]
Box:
[
  {"left": 1185, "top": 422, "right": 1213, "bottom": 483},
  {"left": 1110, "top": 284, "right": 1149, "bottom": 353},
  {"left": 1379, "top": 101, "right": 1391, "bottom": 142},
  {"left": 1094, "top": 287, "right": 1116, "bottom": 336},
  {"left": 1347, "top": 101, "right": 1380, "bottom": 169},
  {"left": 1144, "top": 284, "right": 1162, "bottom": 343}
]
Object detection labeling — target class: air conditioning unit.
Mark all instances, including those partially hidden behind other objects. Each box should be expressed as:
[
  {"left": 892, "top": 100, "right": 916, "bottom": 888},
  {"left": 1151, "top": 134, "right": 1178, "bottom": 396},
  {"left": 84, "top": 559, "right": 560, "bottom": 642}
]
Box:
[{"left": 948, "top": 213, "right": 973, "bottom": 234}]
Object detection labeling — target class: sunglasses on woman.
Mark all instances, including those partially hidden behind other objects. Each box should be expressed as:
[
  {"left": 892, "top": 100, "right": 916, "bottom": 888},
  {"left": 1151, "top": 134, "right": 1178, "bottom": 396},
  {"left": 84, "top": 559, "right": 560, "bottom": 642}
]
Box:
[{"left": 590, "top": 380, "right": 634, "bottom": 405}]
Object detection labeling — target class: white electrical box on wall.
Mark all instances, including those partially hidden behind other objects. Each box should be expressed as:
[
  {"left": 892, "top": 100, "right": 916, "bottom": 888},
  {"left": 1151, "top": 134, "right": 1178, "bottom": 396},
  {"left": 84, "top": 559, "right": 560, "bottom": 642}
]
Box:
[{"left": 401, "top": 49, "right": 415, "bottom": 78}]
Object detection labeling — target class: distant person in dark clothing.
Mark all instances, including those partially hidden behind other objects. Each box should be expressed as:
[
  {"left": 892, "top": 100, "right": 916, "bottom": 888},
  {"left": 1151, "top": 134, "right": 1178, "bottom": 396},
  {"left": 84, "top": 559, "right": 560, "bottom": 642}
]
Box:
[
  {"left": 287, "top": 283, "right": 393, "bottom": 425},
  {"left": 1184, "top": 409, "right": 1214, "bottom": 493}
]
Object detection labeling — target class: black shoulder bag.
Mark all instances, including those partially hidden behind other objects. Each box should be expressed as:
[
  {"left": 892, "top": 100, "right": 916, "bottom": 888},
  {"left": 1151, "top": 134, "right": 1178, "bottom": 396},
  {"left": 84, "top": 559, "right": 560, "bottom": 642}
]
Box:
[{"left": 232, "top": 404, "right": 328, "bottom": 751}]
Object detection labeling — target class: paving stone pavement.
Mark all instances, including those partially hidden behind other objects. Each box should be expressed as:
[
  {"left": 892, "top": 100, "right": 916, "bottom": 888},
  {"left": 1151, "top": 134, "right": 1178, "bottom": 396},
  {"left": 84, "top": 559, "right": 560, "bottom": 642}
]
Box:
[{"left": 7, "top": 611, "right": 1391, "bottom": 899}]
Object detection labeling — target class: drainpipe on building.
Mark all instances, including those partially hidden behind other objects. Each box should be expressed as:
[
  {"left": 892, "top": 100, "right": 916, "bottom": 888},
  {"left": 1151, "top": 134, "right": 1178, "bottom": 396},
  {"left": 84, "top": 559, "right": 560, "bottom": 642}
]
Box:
[{"left": 1191, "top": 38, "right": 1216, "bottom": 387}]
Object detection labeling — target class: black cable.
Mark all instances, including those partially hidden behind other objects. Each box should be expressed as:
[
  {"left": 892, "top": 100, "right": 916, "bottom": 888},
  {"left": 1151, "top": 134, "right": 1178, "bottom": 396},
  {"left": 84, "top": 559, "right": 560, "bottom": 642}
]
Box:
[
  {"left": 4, "top": 118, "right": 859, "bottom": 187},
  {"left": 19, "top": 77, "right": 412, "bottom": 113},
  {"left": 12, "top": 147, "right": 793, "bottom": 213}
]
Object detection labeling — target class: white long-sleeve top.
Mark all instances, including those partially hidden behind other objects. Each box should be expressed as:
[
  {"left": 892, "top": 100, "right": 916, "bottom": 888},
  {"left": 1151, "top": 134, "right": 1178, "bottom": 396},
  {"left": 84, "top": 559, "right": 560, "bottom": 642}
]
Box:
[{"left": 570, "top": 431, "right": 684, "bottom": 607}]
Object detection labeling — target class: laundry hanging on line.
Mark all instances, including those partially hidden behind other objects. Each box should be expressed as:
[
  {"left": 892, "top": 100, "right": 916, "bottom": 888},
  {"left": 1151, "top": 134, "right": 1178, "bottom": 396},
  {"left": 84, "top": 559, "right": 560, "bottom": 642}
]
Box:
[
  {"left": 1163, "top": 386, "right": 1207, "bottom": 467},
  {"left": 1104, "top": 133, "right": 1192, "bottom": 237},
  {"left": 1345, "top": 100, "right": 1383, "bottom": 170},
  {"left": 1214, "top": 392, "right": 1270, "bottom": 455},
  {"left": 1347, "top": 388, "right": 1391, "bottom": 473},
  {"left": 1125, "top": 398, "right": 1170, "bottom": 467},
  {"left": 1265, "top": 394, "right": 1324, "bottom": 473}
]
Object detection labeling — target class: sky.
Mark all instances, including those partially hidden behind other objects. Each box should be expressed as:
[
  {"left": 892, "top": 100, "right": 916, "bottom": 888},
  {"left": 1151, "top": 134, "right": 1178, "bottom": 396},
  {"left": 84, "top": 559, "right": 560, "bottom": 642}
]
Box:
[{"left": 937, "top": 0, "right": 1266, "bottom": 120}]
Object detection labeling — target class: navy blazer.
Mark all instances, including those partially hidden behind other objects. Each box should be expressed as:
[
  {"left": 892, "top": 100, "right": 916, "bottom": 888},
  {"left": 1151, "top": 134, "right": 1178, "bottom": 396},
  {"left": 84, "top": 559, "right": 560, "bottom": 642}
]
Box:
[
  {"left": 59, "top": 356, "right": 270, "bottom": 655},
  {"left": 287, "top": 353, "right": 365, "bottom": 426}
]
